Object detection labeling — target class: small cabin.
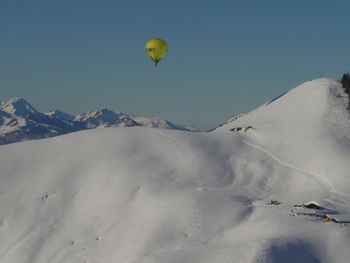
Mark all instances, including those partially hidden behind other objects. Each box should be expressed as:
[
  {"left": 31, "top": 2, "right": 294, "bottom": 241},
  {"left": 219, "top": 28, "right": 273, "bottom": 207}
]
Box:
[
  {"left": 291, "top": 207, "right": 318, "bottom": 217},
  {"left": 230, "top": 126, "right": 253, "bottom": 133},
  {"left": 269, "top": 200, "right": 281, "bottom": 205},
  {"left": 231, "top": 127, "right": 242, "bottom": 132}
]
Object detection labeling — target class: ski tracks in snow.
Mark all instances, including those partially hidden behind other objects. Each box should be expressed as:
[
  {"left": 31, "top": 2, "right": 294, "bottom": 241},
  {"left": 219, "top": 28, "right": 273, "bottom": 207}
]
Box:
[
  {"left": 235, "top": 133, "right": 333, "bottom": 191},
  {"left": 193, "top": 192, "right": 206, "bottom": 246},
  {"left": 234, "top": 133, "right": 350, "bottom": 209},
  {"left": 156, "top": 130, "right": 206, "bottom": 192},
  {"left": 156, "top": 130, "right": 207, "bottom": 247}
]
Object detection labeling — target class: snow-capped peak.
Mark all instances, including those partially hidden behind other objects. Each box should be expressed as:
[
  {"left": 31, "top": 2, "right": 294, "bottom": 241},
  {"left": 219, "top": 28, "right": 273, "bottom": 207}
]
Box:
[
  {"left": 74, "top": 108, "right": 126, "bottom": 128},
  {"left": 216, "top": 78, "right": 343, "bottom": 132},
  {"left": 133, "top": 116, "right": 177, "bottom": 129},
  {"left": 0, "top": 97, "right": 39, "bottom": 117},
  {"left": 133, "top": 116, "right": 197, "bottom": 131},
  {"left": 74, "top": 108, "right": 120, "bottom": 122}
]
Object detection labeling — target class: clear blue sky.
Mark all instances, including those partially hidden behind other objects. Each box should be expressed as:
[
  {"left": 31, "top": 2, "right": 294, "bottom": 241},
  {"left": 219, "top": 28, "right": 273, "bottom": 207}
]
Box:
[{"left": 1, "top": 0, "right": 350, "bottom": 130}]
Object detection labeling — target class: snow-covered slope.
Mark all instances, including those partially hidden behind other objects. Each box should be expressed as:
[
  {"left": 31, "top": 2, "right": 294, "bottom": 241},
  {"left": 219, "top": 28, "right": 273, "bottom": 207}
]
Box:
[
  {"left": 0, "top": 79, "right": 350, "bottom": 263},
  {"left": 215, "top": 78, "right": 350, "bottom": 194},
  {"left": 0, "top": 98, "right": 194, "bottom": 145}
]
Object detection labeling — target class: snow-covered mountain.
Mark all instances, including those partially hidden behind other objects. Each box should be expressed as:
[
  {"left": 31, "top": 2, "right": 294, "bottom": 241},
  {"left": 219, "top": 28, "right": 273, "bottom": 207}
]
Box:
[
  {"left": 134, "top": 116, "right": 198, "bottom": 131},
  {"left": 0, "top": 97, "right": 79, "bottom": 145},
  {"left": 74, "top": 108, "right": 140, "bottom": 129},
  {"left": 0, "top": 78, "right": 350, "bottom": 263},
  {"left": 0, "top": 97, "right": 194, "bottom": 145}
]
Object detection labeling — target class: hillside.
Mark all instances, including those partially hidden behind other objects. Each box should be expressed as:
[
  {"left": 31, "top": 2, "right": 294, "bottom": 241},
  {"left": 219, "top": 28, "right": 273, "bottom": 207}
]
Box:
[{"left": 0, "top": 79, "right": 349, "bottom": 262}]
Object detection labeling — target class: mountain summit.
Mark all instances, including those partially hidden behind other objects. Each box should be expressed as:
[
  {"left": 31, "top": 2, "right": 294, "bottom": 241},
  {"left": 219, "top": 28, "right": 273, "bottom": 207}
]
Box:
[
  {"left": 216, "top": 78, "right": 350, "bottom": 193},
  {"left": 74, "top": 108, "right": 140, "bottom": 128},
  {"left": 0, "top": 97, "right": 38, "bottom": 117}
]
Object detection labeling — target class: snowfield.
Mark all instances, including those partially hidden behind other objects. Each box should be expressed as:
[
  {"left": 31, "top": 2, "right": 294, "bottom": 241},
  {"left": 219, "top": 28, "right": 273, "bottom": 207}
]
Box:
[{"left": 0, "top": 78, "right": 350, "bottom": 262}]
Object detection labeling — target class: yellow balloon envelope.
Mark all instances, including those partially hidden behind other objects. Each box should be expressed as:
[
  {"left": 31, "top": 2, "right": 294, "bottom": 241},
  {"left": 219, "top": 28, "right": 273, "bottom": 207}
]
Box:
[{"left": 145, "top": 38, "right": 168, "bottom": 67}]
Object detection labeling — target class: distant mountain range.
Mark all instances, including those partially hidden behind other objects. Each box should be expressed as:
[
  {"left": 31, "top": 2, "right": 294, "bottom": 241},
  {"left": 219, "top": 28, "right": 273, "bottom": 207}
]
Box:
[{"left": 0, "top": 97, "right": 196, "bottom": 145}]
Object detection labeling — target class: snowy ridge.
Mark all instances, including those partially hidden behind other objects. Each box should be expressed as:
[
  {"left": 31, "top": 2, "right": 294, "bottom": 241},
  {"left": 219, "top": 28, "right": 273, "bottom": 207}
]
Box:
[
  {"left": 45, "top": 110, "right": 75, "bottom": 121},
  {"left": 0, "top": 78, "right": 350, "bottom": 262},
  {"left": 74, "top": 108, "right": 139, "bottom": 129},
  {"left": 134, "top": 116, "right": 198, "bottom": 131},
  {"left": 215, "top": 78, "right": 350, "bottom": 195},
  {"left": 0, "top": 98, "right": 194, "bottom": 145}
]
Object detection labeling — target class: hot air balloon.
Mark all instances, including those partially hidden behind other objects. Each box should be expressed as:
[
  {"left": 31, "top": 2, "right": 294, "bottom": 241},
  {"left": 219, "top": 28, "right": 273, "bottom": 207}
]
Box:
[{"left": 145, "top": 38, "right": 168, "bottom": 67}]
